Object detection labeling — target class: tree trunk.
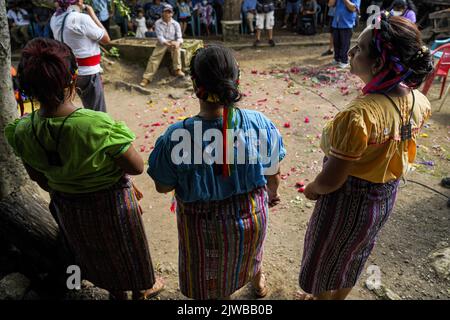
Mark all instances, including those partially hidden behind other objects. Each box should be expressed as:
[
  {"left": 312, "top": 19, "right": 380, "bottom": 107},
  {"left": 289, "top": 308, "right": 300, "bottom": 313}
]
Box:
[
  {"left": 0, "top": 1, "right": 68, "bottom": 276},
  {"left": 223, "top": 0, "right": 243, "bottom": 20},
  {"left": 221, "top": 0, "right": 243, "bottom": 42}
]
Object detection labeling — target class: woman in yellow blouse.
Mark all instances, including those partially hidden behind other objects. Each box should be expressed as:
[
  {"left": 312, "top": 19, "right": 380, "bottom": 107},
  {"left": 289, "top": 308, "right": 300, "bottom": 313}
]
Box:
[{"left": 297, "top": 15, "right": 433, "bottom": 300}]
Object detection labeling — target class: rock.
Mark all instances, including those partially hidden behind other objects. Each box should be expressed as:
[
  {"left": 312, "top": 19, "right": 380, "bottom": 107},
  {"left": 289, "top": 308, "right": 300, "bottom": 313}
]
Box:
[
  {"left": 0, "top": 273, "right": 31, "bottom": 300},
  {"left": 369, "top": 285, "right": 402, "bottom": 300},
  {"left": 114, "top": 80, "right": 151, "bottom": 95},
  {"left": 81, "top": 280, "right": 95, "bottom": 288},
  {"left": 65, "top": 285, "right": 109, "bottom": 300},
  {"left": 428, "top": 247, "right": 450, "bottom": 280},
  {"left": 437, "top": 241, "right": 449, "bottom": 249},
  {"left": 23, "top": 290, "right": 40, "bottom": 300},
  {"left": 168, "top": 90, "right": 183, "bottom": 100},
  {"left": 168, "top": 77, "right": 192, "bottom": 89}
]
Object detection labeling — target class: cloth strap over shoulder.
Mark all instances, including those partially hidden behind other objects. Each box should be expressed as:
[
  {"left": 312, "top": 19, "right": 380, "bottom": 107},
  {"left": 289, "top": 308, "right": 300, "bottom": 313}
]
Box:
[{"left": 60, "top": 11, "right": 73, "bottom": 44}]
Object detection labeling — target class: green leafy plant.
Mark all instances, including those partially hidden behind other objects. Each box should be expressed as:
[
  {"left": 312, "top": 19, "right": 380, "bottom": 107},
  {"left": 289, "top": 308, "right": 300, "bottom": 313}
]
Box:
[
  {"left": 113, "top": 0, "right": 131, "bottom": 20},
  {"left": 108, "top": 46, "right": 120, "bottom": 58},
  {"left": 84, "top": 0, "right": 131, "bottom": 19}
]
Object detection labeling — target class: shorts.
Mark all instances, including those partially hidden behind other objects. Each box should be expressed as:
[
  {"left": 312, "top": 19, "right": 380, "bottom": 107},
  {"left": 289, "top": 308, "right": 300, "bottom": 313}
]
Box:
[
  {"left": 286, "top": 1, "right": 301, "bottom": 14},
  {"left": 256, "top": 11, "right": 275, "bottom": 30}
]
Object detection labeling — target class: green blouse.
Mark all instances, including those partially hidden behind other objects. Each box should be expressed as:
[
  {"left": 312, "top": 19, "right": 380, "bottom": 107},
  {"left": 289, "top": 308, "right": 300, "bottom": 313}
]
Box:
[{"left": 4, "top": 108, "right": 135, "bottom": 193}]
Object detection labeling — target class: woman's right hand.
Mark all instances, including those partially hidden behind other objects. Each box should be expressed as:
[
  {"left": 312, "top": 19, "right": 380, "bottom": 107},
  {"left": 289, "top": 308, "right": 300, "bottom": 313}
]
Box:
[{"left": 304, "top": 182, "right": 320, "bottom": 201}]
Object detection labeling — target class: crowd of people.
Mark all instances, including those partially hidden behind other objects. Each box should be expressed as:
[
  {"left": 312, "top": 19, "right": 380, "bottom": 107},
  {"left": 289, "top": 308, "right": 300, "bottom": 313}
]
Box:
[
  {"left": 115, "top": 0, "right": 224, "bottom": 38},
  {"left": 5, "top": 0, "right": 224, "bottom": 47},
  {"left": 5, "top": 0, "right": 435, "bottom": 300}
]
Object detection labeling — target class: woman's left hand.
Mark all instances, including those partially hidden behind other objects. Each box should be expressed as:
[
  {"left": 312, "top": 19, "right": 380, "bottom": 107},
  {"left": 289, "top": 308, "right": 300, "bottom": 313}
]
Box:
[
  {"left": 268, "top": 190, "right": 281, "bottom": 207},
  {"left": 304, "top": 182, "right": 320, "bottom": 201},
  {"left": 132, "top": 181, "right": 144, "bottom": 201}
]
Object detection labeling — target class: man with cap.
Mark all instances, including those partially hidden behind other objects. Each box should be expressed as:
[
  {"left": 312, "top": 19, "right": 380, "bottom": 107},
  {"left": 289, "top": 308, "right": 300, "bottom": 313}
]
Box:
[{"left": 140, "top": 4, "right": 184, "bottom": 87}]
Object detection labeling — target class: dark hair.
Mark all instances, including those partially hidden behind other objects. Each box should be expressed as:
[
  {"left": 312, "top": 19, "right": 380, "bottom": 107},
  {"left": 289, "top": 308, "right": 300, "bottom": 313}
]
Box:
[
  {"left": 190, "top": 45, "right": 241, "bottom": 107},
  {"left": 18, "top": 38, "right": 78, "bottom": 111},
  {"left": 391, "top": 0, "right": 417, "bottom": 13},
  {"left": 368, "top": 16, "right": 433, "bottom": 90}
]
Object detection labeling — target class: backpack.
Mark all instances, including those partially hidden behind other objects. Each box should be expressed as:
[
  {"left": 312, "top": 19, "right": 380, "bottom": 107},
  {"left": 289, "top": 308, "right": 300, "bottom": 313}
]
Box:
[{"left": 298, "top": 16, "right": 316, "bottom": 35}]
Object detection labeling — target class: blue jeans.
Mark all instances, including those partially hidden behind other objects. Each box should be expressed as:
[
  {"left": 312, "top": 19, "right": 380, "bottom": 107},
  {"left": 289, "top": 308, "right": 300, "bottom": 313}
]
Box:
[{"left": 286, "top": 1, "right": 301, "bottom": 14}]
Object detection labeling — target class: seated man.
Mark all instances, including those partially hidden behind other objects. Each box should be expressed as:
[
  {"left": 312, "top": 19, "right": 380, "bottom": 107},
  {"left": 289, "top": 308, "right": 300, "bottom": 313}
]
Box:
[
  {"left": 140, "top": 4, "right": 184, "bottom": 87},
  {"left": 7, "top": 0, "right": 30, "bottom": 47}
]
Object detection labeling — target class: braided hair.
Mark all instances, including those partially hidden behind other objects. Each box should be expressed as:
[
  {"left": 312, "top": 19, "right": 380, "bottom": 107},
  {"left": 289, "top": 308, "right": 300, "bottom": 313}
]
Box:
[
  {"left": 189, "top": 45, "right": 242, "bottom": 177},
  {"left": 190, "top": 45, "right": 241, "bottom": 107},
  {"left": 363, "top": 14, "right": 434, "bottom": 94}
]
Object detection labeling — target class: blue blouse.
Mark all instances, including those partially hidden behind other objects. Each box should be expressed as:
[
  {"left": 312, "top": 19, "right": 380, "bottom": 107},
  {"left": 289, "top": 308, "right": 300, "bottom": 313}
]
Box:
[{"left": 148, "top": 109, "right": 286, "bottom": 203}]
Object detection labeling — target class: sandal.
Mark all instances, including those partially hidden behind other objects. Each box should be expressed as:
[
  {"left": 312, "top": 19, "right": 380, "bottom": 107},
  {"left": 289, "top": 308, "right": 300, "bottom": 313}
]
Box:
[
  {"left": 254, "top": 273, "right": 269, "bottom": 298},
  {"left": 137, "top": 277, "right": 165, "bottom": 300}
]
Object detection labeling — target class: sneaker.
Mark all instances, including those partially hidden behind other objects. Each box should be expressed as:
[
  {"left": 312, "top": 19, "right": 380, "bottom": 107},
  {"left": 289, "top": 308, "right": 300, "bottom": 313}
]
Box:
[
  {"left": 268, "top": 39, "right": 275, "bottom": 47},
  {"left": 338, "top": 62, "right": 350, "bottom": 69},
  {"left": 331, "top": 60, "right": 339, "bottom": 66},
  {"left": 321, "top": 49, "right": 334, "bottom": 56},
  {"left": 174, "top": 69, "right": 185, "bottom": 77},
  {"left": 281, "top": 24, "right": 287, "bottom": 29},
  {"left": 253, "top": 39, "right": 261, "bottom": 47},
  {"left": 140, "top": 79, "right": 150, "bottom": 87},
  {"left": 250, "top": 32, "right": 255, "bottom": 36}
]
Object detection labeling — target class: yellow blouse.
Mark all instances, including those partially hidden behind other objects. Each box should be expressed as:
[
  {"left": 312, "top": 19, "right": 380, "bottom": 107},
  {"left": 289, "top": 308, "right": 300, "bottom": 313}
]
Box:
[{"left": 320, "top": 90, "right": 431, "bottom": 183}]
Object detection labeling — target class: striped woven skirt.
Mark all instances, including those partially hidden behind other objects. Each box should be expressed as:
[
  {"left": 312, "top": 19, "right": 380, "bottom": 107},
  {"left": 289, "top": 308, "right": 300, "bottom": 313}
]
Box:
[
  {"left": 299, "top": 175, "right": 399, "bottom": 295},
  {"left": 176, "top": 187, "right": 269, "bottom": 299},
  {"left": 50, "top": 176, "right": 155, "bottom": 291}
]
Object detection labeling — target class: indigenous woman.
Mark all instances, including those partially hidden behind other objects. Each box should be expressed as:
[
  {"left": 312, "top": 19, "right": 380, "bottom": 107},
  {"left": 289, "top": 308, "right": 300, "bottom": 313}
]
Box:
[
  {"left": 5, "top": 38, "right": 163, "bottom": 300},
  {"left": 298, "top": 15, "right": 433, "bottom": 300},
  {"left": 148, "top": 45, "right": 286, "bottom": 299}
]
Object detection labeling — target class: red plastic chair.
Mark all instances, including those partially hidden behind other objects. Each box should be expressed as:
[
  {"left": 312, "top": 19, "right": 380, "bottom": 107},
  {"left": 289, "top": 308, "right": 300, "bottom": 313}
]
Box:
[{"left": 421, "top": 43, "right": 450, "bottom": 99}]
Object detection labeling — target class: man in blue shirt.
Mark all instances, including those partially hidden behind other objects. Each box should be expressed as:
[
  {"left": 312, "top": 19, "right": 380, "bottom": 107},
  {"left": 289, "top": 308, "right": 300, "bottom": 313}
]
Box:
[
  {"left": 329, "top": 0, "right": 360, "bottom": 68},
  {"left": 242, "top": 0, "right": 257, "bottom": 34},
  {"left": 92, "top": 0, "right": 112, "bottom": 34}
]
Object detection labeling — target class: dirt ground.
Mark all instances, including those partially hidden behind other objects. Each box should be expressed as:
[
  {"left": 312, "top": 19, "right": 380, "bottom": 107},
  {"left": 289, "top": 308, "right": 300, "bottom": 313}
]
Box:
[
  {"left": 6, "top": 44, "right": 446, "bottom": 300},
  {"left": 91, "top": 44, "right": 450, "bottom": 300}
]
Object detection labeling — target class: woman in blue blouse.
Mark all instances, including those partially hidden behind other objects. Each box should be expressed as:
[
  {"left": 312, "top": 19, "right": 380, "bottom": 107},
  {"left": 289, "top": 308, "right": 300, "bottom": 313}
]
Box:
[{"left": 148, "top": 45, "right": 285, "bottom": 299}]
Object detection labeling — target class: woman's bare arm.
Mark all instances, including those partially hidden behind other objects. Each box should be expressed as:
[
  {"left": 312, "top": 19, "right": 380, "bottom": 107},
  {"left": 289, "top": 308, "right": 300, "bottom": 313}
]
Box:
[
  {"left": 23, "top": 162, "right": 51, "bottom": 192},
  {"left": 114, "top": 144, "right": 144, "bottom": 175}
]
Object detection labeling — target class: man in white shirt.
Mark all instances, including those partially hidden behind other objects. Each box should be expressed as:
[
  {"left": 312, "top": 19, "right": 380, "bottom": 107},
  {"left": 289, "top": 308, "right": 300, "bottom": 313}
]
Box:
[
  {"left": 50, "top": 0, "right": 110, "bottom": 112},
  {"left": 140, "top": 4, "right": 184, "bottom": 87},
  {"left": 7, "top": 0, "right": 30, "bottom": 47}
]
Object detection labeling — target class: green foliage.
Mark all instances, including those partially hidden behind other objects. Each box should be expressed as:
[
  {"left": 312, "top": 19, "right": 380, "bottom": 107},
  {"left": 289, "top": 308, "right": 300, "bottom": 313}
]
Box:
[
  {"left": 108, "top": 46, "right": 120, "bottom": 58},
  {"left": 84, "top": 0, "right": 131, "bottom": 19},
  {"left": 113, "top": 0, "right": 131, "bottom": 20}
]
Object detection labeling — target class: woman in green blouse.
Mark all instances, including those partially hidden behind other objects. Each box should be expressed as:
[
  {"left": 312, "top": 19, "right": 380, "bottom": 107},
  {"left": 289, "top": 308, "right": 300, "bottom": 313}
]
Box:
[{"left": 4, "top": 38, "right": 163, "bottom": 300}]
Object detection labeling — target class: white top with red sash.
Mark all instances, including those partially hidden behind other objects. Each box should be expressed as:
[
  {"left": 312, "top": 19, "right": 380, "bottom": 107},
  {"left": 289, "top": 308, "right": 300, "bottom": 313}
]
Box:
[{"left": 50, "top": 5, "right": 104, "bottom": 76}]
